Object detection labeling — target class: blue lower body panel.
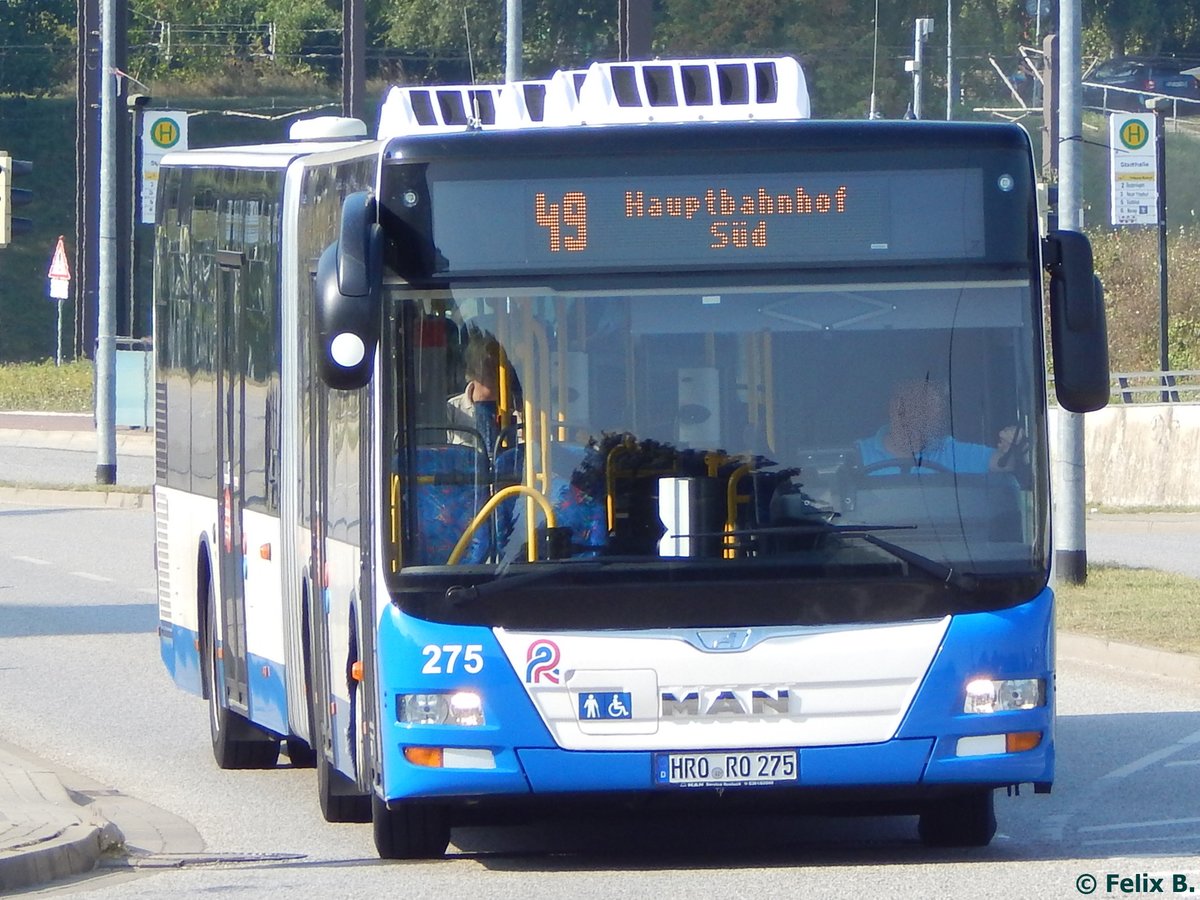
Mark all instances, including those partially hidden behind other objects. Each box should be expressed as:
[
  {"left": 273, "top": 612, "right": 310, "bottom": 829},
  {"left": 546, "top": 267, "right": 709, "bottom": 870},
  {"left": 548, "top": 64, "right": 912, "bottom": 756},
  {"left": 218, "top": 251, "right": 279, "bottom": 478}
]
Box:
[
  {"left": 376, "top": 592, "right": 1055, "bottom": 803},
  {"left": 164, "top": 621, "right": 289, "bottom": 739},
  {"left": 518, "top": 739, "right": 935, "bottom": 793}
]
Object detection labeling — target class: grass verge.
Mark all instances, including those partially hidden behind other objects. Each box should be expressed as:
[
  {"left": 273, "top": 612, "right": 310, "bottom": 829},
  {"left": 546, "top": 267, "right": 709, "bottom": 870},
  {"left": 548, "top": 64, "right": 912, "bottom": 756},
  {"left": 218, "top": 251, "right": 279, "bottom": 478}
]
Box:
[
  {"left": 0, "top": 360, "right": 92, "bottom": 412},
  {"left": 1056, "top": 565, "right": 1200, "bottom": 656}
]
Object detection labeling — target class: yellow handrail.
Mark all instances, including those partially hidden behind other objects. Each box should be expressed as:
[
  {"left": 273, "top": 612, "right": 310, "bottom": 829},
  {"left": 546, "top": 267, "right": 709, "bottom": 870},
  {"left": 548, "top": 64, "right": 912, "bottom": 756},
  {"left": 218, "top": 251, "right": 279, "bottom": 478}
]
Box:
[
  {"left": 605, "top": 436, "right": 636, "bottom": 531},
  {"left": 724, "top": 464, "right": 752, "bottom": 559},
  {"left": 446, "top": 484, "right": 558, "bottom": 565},
  {"left": 390, "top": 473, "right": 401, "bottom": 573}
]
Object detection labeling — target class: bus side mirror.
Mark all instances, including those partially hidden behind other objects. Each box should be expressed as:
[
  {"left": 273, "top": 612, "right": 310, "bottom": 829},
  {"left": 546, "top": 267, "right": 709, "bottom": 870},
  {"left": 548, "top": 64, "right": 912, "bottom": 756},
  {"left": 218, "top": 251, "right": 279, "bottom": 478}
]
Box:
[
  {"left": 315, "top": 191, "right": 383, "bottom": 390},
  {"left": 1045, "top": 229, "right": 1110, "bottom": 413}
]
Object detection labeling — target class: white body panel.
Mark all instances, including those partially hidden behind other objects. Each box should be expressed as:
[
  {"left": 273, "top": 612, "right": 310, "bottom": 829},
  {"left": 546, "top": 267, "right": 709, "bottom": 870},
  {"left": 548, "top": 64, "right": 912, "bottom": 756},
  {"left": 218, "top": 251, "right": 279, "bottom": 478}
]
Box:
[
  {"left": 155, "top": 485, "right": 286, "bottom": 666},
  {"left": 494, "top": 618, "right": 950, "bottom": 751}
]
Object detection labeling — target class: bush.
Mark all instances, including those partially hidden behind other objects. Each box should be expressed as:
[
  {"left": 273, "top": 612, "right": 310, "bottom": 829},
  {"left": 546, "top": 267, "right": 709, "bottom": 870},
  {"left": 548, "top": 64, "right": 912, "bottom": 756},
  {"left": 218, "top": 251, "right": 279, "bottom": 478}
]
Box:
[{"left": 1089, "top": 228, "right": 1200, "bottom": 373}]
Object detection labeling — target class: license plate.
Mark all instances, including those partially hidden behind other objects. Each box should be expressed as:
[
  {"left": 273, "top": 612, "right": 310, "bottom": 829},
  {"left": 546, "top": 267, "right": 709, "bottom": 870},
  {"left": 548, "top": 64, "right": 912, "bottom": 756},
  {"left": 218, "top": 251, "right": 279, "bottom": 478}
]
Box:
[{"left": 654, "top": 750, "right": 798, "bottom": 787}]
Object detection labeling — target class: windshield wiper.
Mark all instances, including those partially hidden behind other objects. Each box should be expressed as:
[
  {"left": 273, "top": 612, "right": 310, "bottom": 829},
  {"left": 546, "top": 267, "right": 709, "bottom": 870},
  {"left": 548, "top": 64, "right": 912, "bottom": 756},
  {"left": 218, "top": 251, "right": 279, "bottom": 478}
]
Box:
[
  {"left": 860, "top": 532, "right": 979, "bottom": 590},
  {"left": 445, "top": 560, "right": 606, "bottom": 603}
]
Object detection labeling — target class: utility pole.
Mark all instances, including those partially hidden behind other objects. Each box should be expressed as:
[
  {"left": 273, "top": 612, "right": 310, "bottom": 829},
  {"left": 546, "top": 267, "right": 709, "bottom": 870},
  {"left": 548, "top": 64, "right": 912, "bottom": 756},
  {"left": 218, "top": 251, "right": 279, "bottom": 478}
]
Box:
[
  {"left": 945, "top": 0, "right": 954, "bottom": 120},
  {"left": 908, "top": 18, "right": 935, "bottom": 119},
  {"left": 343, "top": 0, "right": 365, "bottom": 120},
  {"left": 97, "top": 0, "right": 118, "bottom": 484},
  {"left": 1147, "top": 98, "right": 1170, "bottom": 386},
  {"left": 619, "top": 0, "right": 652, "bottom": 61},
  {"left": 506, "top": 0, "right": 522, "bottom": 82},
  {"left": 76, "top": 0, "right": 100, "bottom": 361},
  {"left": 1055, "top": 0, "right": 1086, "bottom": 583}
]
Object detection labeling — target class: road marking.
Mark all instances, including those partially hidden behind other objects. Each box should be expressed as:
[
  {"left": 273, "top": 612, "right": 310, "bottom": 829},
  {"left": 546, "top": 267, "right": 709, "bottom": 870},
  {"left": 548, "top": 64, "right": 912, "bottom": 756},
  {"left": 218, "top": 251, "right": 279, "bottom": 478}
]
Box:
[
  {"left": 71, "top": 572, "right": 113, "bottom": 583},
  {"left": 1165, "top": 759, "right": 1200, "bottom": 767},
  {"left": 1082, "top": 832, "right": 1200, "bottom": 846},
  {"left": 1036, "top": 813, "right": 1071, "bottom": 842},
  {"left": 1100, "top": 727, "right": 1200, "bottom": 779},
  {"left": 11, "top": 555, "right": 50, "bottom": 566},
  {"left": 1081, "top": 815, "right": 1200, "bottom": 833}
]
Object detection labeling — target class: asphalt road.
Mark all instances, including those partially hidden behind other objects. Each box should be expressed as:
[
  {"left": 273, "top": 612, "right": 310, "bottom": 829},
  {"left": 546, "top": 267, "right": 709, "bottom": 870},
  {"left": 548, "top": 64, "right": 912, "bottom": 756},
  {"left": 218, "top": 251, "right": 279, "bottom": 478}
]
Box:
[
  {"left": 1085, "top": 526, "right": 1200, "bottom": 578},
  {"left": 0, "top": 503, "right": 1197, "bottom": 897}
]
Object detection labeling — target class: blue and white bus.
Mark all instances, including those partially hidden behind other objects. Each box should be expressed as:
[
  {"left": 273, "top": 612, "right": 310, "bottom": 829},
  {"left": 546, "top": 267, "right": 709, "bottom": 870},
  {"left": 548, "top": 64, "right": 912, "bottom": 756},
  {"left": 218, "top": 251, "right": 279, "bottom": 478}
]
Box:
[{"left": 153, "top": 57, "right": 1109, "bottom": 858}]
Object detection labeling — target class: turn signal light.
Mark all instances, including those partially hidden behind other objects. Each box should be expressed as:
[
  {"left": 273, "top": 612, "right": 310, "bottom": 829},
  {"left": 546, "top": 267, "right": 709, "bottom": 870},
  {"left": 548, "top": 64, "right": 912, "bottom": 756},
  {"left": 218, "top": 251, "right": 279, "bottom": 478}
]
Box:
[
  {"left": 1006, "top": 731, "right": 1042, "bottom": 753},
  {"left": 404, "top": 747, "right": 444, "bottom": 768}
]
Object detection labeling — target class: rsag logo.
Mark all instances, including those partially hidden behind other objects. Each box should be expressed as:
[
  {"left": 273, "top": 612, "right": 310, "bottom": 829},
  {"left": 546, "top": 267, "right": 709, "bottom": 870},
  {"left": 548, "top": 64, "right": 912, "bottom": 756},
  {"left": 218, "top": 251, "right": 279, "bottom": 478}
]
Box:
[{"left": 525, "top": 639, "right": 561, "bottom": 684}]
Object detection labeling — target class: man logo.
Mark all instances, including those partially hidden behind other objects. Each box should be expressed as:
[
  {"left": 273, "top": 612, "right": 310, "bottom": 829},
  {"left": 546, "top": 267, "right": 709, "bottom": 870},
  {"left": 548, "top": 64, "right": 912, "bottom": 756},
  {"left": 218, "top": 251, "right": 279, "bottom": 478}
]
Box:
[
  {"left": 661, "top": 687, "right": 791, "bottom": 719},
  {"left": 695, "top": 629, "right": 751, "bottom": 651}
]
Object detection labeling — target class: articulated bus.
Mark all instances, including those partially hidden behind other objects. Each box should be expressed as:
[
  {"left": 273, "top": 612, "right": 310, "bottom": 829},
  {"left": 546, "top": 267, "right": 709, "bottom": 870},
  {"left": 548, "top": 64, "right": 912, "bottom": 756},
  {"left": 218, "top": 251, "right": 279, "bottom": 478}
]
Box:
[{"left": 153, "top": 57, "right": 1109, "bottom": 858}]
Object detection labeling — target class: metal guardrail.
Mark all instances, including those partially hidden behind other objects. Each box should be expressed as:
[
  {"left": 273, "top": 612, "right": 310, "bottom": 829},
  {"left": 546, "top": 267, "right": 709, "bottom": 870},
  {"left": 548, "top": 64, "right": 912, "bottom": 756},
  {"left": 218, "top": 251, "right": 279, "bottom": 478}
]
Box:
[
  {"left": 1110, "top": 370, "right": 1200, "bottom": 403},
  {"left": 1081, "top": 81, "right": 1200, "bottom": 119},
  {"left": 1050, "top": 371, "right": 1200, "bottom": 403}
]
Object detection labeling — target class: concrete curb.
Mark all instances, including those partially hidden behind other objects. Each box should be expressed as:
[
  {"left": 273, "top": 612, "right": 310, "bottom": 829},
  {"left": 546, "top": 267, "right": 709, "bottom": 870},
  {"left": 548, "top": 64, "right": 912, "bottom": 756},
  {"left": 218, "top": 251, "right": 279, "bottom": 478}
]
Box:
[
  {"left": 1086, "top": 512, "right": 1200, "bottom": 534},
  {"left": 0, "top": 821, "right": 109, "bottom": 894},
  {"left": 1058, "top": 631, "right": 1200, "bottom": 680},
  {"left": 0, "top": 430, "right": 153, "bottom": 457},
  {"left": 0, "top": 736, "right": 203, "bottom": 894},
  {"left": 0, "top": 485, "right": 150, "bottom": 509},
  {"left": 0, "top": 742, "right": 120, "bottom": 894}
]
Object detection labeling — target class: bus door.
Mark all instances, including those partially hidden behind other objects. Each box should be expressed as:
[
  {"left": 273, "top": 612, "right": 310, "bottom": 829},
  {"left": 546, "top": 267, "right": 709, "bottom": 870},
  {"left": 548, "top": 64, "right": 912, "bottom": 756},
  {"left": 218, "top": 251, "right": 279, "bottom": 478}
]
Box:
[{"left": 215, "top": 248, "right": 251, "bottom": 714}]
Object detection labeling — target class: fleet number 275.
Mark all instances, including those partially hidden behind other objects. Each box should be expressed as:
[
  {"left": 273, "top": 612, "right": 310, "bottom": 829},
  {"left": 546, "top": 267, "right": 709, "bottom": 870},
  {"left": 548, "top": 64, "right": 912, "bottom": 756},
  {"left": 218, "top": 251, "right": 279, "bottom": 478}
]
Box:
[{"left": 421, "top": 644, "right": 485, "bottom": 674}]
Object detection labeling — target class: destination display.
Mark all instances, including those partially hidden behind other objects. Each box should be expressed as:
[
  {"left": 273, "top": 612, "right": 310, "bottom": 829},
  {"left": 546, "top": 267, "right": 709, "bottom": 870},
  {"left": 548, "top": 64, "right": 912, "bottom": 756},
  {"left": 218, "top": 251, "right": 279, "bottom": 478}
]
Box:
[{"left": 428, "top": 168, "right": 986, "bottom": 275}]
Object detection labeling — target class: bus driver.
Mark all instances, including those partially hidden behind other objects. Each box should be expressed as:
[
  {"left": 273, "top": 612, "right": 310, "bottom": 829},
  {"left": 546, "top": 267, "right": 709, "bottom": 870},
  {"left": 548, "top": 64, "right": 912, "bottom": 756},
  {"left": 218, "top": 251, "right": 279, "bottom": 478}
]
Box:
[{"left": 857, "top": 378, "right": 1026, "bottom": 475}]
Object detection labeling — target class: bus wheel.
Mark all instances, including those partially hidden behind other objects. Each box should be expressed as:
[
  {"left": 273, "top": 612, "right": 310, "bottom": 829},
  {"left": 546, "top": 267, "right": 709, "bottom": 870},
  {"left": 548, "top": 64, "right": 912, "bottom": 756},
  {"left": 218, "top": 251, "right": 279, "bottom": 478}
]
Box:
[
  {"left": 306, "top": 630, "right": 370, "bottom": 822},
  {"left": 285, "top": 738, "right": 316, "bottom": 768},
  {"left": 917, "top": 790, "right": 996, "bottom": 847},
  {"left": 372, "top": 794, "right": 450, "bottom": 859},
  {"left": 203, "top": 582, "right": 280, "bottom": 769},
  {"left": 315, "top": 740, "right": 371, "bottom": 822}
]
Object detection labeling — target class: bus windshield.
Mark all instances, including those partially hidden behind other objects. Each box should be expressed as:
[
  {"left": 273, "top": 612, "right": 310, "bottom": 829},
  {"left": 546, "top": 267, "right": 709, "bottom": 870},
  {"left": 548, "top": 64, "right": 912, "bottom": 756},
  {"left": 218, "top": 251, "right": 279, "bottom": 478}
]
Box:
[{"left": 382, "top": 274, "right": 1049, "bottom": 624}]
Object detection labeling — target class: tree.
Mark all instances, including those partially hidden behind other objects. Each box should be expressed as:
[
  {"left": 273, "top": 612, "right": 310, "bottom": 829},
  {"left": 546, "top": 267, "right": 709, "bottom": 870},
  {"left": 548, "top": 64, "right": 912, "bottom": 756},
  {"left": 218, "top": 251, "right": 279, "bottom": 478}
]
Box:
[
  {"left": 0, "top": 0, "right": 74, "bottom": 96},
  {"left": 379, "top": 0, "right": 617, "bottom": 84}
]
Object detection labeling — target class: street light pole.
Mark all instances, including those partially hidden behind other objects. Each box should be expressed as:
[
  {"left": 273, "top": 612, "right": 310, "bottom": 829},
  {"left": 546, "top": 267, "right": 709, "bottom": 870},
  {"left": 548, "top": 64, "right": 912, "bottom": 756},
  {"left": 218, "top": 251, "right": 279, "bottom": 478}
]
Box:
[
  {"left": 97, "top": 0, "right": 118, "bottom": 485},
  {"left": 1147, "top": 98, "right": 1170, "bottom": 386},
  {"left": 909, "top": 18, "right": 935, "bottom": 119}
]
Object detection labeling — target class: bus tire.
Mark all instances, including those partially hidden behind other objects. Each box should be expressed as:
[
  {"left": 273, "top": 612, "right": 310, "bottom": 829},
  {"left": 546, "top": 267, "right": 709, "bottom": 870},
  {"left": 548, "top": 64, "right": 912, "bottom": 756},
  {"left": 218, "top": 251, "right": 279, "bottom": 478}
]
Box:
[
  {"left": 285, "top": 738, "right": 316, "bottom": 768},
  {"left": 203, "top": 579, "right": 280, "bottom": 770},
  {"left": 917, "top": 789, "right": 996, "bottom": 847},
  {"left": 372, "top": 793, "right": 450, "bottom": 859},
  {"left": 305, "top": 585, "right": 371, "bottom": 823},
  {"left": 315, "top": 740, "right": 371, "bottom": 823}
]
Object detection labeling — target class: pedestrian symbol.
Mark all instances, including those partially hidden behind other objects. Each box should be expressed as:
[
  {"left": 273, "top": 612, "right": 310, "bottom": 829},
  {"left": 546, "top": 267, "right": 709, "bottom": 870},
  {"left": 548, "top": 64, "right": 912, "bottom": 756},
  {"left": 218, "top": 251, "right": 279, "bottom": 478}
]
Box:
[{"left": 578, "top": 691, "right": 632, "bottom": 720}]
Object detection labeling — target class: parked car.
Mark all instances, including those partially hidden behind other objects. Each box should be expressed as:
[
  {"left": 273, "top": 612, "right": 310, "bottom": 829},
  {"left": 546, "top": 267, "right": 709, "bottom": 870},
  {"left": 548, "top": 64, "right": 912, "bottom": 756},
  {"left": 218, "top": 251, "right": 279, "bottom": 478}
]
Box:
[{"left": 1083, "top": 56, "right": 1200, "bottom": 111}]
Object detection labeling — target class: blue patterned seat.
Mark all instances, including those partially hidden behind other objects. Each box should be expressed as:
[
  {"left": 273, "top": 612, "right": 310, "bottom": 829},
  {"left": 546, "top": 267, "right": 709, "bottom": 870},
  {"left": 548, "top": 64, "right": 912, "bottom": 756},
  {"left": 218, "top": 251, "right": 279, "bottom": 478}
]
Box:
[
  {"left": 494, "top": 445, "right": 607, "bottom": 558},
  {"left": 411, "top": 445, "right": 492, "bottom": 565}
]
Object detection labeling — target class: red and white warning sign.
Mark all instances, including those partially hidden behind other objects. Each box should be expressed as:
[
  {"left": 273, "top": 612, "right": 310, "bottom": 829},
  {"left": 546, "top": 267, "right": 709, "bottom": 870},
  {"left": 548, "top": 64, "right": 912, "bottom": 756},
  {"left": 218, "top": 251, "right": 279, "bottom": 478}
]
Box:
[{"left": 47, "top": 235, "right": 70, "bottom": 300}]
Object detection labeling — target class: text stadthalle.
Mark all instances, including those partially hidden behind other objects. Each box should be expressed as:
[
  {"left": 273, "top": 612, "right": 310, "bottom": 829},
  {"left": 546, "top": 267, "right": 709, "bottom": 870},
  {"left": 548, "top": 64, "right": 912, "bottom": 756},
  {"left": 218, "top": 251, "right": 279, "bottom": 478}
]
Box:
[{"left": 624, "top": 185, "right": 849, "bottom": 220}]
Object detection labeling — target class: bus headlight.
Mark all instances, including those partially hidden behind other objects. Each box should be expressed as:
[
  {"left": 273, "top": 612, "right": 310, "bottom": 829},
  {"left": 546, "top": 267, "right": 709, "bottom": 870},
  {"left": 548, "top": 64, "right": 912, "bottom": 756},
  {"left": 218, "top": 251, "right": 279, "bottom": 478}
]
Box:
[
  {"left": 963, "top": 678, "right": 1043, "bottom": 714},
  {"left": 397, "top": 691, "right": 485, "bottom": 726}
]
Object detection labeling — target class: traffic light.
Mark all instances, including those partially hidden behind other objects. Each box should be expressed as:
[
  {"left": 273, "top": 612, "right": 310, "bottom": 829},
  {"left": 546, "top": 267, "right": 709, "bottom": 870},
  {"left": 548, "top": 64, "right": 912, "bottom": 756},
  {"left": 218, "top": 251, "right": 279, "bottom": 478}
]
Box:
[{"left": 0, "top": 152, "right": 34, "bottom": 248}]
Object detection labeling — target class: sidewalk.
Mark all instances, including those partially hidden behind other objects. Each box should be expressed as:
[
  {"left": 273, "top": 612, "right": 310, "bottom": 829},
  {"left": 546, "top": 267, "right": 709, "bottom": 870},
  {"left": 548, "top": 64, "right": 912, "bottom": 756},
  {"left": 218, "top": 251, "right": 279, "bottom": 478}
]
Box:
[
  {"left": 0, "top": 744, "right": 118, "bottom": 893},
  {"left": 0, "top": 411, "right": 153, "bottom": 509},
  {"left": 0, "top": 740, "right": 204, "bottom": 894},
  {"left": 1, "top": 416, "right": 1198, "bottom": 891}
]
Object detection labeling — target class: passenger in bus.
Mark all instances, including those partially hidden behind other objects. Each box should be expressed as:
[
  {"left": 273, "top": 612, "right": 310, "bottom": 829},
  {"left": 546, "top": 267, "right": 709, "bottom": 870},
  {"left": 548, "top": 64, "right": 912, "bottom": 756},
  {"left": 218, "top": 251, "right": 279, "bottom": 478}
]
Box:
[
  {"left": 857, "top": 378, "right": 1026, "bottom": 474},
  {"left": 447, "top": 328, "right": 518, "bottom": 456}
]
